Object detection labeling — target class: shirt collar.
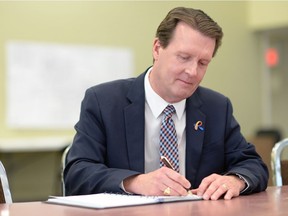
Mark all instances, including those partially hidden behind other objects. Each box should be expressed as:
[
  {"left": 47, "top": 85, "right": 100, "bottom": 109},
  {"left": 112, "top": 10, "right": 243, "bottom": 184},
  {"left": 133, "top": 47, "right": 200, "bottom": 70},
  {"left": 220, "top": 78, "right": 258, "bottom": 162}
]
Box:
[{"left": 144, "top": 68, "right": 186, "bottom": 120}]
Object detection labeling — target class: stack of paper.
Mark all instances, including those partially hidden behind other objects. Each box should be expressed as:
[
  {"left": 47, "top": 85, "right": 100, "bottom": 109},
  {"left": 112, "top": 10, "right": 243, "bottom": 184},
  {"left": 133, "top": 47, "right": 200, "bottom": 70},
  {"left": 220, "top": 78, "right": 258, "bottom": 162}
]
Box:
[{"left": 46, "top": 193, "right": 202, "bottom": 209}]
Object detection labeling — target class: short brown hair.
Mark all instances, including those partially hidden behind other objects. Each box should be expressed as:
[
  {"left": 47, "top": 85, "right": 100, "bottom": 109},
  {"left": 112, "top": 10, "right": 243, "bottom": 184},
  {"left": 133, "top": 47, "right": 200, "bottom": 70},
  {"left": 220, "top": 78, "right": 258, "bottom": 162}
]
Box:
[{"left": 156, "top": 7, "right": 223, "bottom": 57}]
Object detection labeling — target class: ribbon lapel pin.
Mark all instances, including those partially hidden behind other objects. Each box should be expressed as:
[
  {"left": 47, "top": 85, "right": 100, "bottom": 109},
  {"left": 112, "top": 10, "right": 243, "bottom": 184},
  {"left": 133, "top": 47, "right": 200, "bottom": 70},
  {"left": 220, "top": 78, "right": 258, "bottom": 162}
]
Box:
[{"left": 194, "top": 121, "right": 204, "bottom": 131}]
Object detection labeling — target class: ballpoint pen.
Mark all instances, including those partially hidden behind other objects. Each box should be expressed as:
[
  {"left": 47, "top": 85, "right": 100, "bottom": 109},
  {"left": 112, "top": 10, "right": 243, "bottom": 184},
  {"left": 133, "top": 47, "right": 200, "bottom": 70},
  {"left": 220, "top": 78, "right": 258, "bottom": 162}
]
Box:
[
  {"left": 160, "top": 156, "right": 175, "bottom": 170},
  {"left": 160, "top": 156, "right": 193, "bottom": 195}
]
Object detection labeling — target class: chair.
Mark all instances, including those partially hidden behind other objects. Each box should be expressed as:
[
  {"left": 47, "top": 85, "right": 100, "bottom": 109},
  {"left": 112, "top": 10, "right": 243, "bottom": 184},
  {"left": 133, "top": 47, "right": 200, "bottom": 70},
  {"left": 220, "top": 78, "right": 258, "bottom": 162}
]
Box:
[
  {"left": 271, "top": 138, "right": 288, "bottom": 186},
  {"left": 0, "top": 161, "right": 12, "bottom": 203},
  {"left": 255, "top": 128, "right": 282, "bottom": 143},
  {"left": 249, "top": 136, "right": 275, "bottom": 186},
  {"left": 61, "top": 145, "right": 71, "bottom": 196}
]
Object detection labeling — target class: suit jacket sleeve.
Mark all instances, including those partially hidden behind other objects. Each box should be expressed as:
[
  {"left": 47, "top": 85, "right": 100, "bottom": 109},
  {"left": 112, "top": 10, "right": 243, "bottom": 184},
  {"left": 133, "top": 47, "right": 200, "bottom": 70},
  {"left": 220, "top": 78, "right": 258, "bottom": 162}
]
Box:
[
  {"left": 222, "top": 98, "right": 269, "bottom": 194},
  {"left": 188, "top": 87, "right": 269, "bottom": 194},
  {"left": 64, "top": 81, "right": 142, "bottom": 195}
]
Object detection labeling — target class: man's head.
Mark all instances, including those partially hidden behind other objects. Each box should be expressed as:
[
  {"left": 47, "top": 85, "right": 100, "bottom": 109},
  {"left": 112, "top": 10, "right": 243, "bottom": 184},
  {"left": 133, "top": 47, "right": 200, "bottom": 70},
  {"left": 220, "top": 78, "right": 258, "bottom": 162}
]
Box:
[
  {"left": 156, "top": 7, "right": 223, "bottom": 57},
  {"left": 149, "top": 7, "right": 223, "bottom": 103}
]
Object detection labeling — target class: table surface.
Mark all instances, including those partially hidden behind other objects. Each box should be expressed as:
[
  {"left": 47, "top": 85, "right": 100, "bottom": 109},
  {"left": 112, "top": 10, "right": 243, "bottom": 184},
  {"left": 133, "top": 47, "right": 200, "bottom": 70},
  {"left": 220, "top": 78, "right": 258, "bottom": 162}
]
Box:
[{"left": 1, "top": 186, "right": 287, "bottom": 216}]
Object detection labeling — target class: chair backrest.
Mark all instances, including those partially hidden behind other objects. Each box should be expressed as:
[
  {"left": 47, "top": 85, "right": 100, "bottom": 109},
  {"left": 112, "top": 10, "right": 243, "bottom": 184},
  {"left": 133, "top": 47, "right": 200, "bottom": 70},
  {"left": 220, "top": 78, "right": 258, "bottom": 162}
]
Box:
[
  {"left": 271, "top": 138, "right": 288, "bottom": 186},
  {"left": 280, "top": 160, "right": 288, "bottom": 185},
  {"left": 0, "top": 161, "right": 12, "bottom": 203},
  {"left": 249, "top": 136, "right": 275, "bottom": 186},
  {"left": 61, "top": 145, "right": 71, "bottom": 196}
]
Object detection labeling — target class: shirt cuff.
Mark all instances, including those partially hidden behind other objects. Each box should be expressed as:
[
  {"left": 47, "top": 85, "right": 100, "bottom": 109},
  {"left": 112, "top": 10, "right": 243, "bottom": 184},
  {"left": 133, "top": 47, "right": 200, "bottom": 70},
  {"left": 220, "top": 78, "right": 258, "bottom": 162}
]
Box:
[
  {"left": 226, "top": 173, "right": 250, "bottom": 194},
  {"left": 119, "top": 181, "right": 133, "bottom": 194}
]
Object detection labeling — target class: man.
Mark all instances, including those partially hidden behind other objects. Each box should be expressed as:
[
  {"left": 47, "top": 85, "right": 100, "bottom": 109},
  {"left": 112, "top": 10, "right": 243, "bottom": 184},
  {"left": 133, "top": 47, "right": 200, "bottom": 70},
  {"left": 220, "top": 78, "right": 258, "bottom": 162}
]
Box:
[{"left": 64, "top": 7, "right": 268, "bottom": 200}]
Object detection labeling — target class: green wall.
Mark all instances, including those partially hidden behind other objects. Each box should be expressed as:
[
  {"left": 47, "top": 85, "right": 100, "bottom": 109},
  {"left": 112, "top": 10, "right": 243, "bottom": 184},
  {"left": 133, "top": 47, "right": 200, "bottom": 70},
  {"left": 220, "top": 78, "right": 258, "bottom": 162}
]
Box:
[
  {"left": 0, "top": 1, "right": 288, "bottom": 139},
  {"left": 248, "top": 1, "right": 288, "bottom": 30}
]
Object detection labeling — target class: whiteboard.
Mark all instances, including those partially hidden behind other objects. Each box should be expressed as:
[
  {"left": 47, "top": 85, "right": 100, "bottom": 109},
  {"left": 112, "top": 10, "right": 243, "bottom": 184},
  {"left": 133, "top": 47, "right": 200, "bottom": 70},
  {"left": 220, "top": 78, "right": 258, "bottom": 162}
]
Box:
[{"left": 6, "top": 41, "right": 134, "bottom": 129}]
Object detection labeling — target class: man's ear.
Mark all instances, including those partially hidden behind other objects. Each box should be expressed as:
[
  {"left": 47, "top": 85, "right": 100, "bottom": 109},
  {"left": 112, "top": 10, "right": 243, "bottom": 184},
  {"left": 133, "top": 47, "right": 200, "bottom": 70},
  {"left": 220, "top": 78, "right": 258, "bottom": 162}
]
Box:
[{"left": 152, "top": 38, "right": 161, "bottom": 61}]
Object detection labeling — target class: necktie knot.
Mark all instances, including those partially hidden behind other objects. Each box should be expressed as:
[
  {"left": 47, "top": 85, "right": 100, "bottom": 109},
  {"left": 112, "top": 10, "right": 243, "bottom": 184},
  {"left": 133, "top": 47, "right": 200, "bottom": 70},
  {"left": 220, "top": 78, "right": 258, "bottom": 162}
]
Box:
[{"left": 163, "top": 105, "right": 176, "bottom": 118}]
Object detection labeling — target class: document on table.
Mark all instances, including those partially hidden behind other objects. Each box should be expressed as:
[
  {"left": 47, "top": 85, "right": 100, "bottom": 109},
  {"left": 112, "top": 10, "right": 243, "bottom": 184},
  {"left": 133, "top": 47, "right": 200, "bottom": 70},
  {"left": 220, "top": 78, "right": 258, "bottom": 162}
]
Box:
[{"left": 46, "top": 193, "right": 202, "bottom": 209}]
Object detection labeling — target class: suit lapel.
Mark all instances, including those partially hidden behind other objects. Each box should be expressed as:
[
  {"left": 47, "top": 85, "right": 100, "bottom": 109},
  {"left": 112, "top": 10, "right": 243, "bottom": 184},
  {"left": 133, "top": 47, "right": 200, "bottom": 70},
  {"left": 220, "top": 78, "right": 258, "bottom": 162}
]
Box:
[
  {"left": 124, "top": 73, "right": 146, "bottom": 173},
  {"left": 185, "top": 92, "right": 206, "bottom": 187}
]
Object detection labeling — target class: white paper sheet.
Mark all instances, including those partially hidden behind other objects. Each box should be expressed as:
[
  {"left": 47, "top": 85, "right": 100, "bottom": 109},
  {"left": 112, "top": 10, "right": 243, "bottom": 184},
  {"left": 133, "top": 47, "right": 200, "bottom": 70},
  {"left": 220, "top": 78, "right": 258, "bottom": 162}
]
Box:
[{"left": 46, "top": 193, "right": 202, "bottom": 209}]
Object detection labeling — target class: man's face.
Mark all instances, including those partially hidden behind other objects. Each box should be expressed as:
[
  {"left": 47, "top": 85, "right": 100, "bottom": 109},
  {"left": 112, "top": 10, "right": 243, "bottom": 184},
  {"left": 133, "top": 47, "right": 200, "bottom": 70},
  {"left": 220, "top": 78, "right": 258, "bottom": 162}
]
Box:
[{"left": 150, "top": 21, "right": 216, "bottom": 103}]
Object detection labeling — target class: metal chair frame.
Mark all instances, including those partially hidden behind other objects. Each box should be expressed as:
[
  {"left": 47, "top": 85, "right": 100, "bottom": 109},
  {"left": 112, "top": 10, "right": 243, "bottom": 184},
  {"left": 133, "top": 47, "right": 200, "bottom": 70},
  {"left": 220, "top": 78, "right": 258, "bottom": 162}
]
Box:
[
  {"left": 61, "top": 145, "right": 71, "bottom": 196},
  {"left": 271, "top": 138, "right": 288, "bottom": 186},
  {"left": 0, "top": 161, "right": 12, "bottom": 203}
]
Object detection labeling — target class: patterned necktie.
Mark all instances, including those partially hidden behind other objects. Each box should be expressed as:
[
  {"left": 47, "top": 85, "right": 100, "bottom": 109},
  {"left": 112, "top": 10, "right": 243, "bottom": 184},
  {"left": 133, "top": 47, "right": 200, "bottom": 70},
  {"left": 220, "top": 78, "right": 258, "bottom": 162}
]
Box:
[{"left": 159, "top": 105, "right": 179, "bottom": 172}]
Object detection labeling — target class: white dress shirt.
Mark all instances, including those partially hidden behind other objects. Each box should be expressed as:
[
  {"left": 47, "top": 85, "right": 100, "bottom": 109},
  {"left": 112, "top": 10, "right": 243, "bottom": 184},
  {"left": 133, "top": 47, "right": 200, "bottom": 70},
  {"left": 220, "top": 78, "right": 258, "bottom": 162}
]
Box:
[{"left": 144, "top": 68, "right": 187, "bottom": 175}]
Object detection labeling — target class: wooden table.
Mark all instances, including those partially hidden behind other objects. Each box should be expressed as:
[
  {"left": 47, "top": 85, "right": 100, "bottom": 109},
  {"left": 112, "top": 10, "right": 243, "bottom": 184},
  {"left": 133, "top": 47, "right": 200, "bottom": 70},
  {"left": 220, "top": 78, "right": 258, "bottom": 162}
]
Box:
[{"left": 1, "top": 186, "right": 287, "bottom": 216}]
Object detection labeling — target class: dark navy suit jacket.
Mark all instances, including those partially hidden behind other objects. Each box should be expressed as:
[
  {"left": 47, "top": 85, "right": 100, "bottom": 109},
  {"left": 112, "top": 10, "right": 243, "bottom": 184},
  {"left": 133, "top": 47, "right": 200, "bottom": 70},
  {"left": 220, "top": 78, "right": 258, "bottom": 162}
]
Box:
[{"left": 64, "top": 69, "right": 268, "bottom": 195}]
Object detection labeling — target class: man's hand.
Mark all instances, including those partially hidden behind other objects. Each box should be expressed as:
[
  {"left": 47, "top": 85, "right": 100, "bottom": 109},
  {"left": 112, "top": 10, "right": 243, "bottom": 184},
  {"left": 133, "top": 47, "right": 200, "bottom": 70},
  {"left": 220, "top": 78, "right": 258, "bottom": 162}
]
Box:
[
  {"left": 123, "top": 167, "right": 191, "bottom": 196},
  {"left": 190, "top": 173, "right": 246, "bottom": 200}
]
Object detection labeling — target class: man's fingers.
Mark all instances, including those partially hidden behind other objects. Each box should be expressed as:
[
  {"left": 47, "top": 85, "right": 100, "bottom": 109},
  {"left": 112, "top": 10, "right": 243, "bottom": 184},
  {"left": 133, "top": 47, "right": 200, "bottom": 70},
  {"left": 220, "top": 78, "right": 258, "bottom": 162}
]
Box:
[
  {"left": 224, "top": 190, "right": 234, "bottom": 200},
  {"left": 161, "top": 167, "right": 191, "bottom": 196},
  {"left": 195, "top": 174, "right": 218, "bottom": 196},
  {"left": 209, "top": 184, "right": 229, "bottom": 200},
  {"left": 194, "top": 174, "right": 243, "bottom": 200}
]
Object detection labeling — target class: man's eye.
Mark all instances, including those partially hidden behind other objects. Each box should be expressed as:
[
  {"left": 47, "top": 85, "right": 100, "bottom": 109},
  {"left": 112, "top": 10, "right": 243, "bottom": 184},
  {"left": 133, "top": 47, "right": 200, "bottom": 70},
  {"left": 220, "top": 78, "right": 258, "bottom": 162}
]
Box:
[
  {"left": 178, "top": 55, "right": 189, "bottom": 61},
  {"left": 199, "top": 61, "right": 209, "bottom": 66}
]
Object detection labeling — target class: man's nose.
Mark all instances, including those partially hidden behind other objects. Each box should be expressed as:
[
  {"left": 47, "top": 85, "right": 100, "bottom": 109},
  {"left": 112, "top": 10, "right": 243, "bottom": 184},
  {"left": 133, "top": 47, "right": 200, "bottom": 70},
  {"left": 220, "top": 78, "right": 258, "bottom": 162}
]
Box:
[{"left": 185, "top": 61, "right": 198, "bottom": 76}]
